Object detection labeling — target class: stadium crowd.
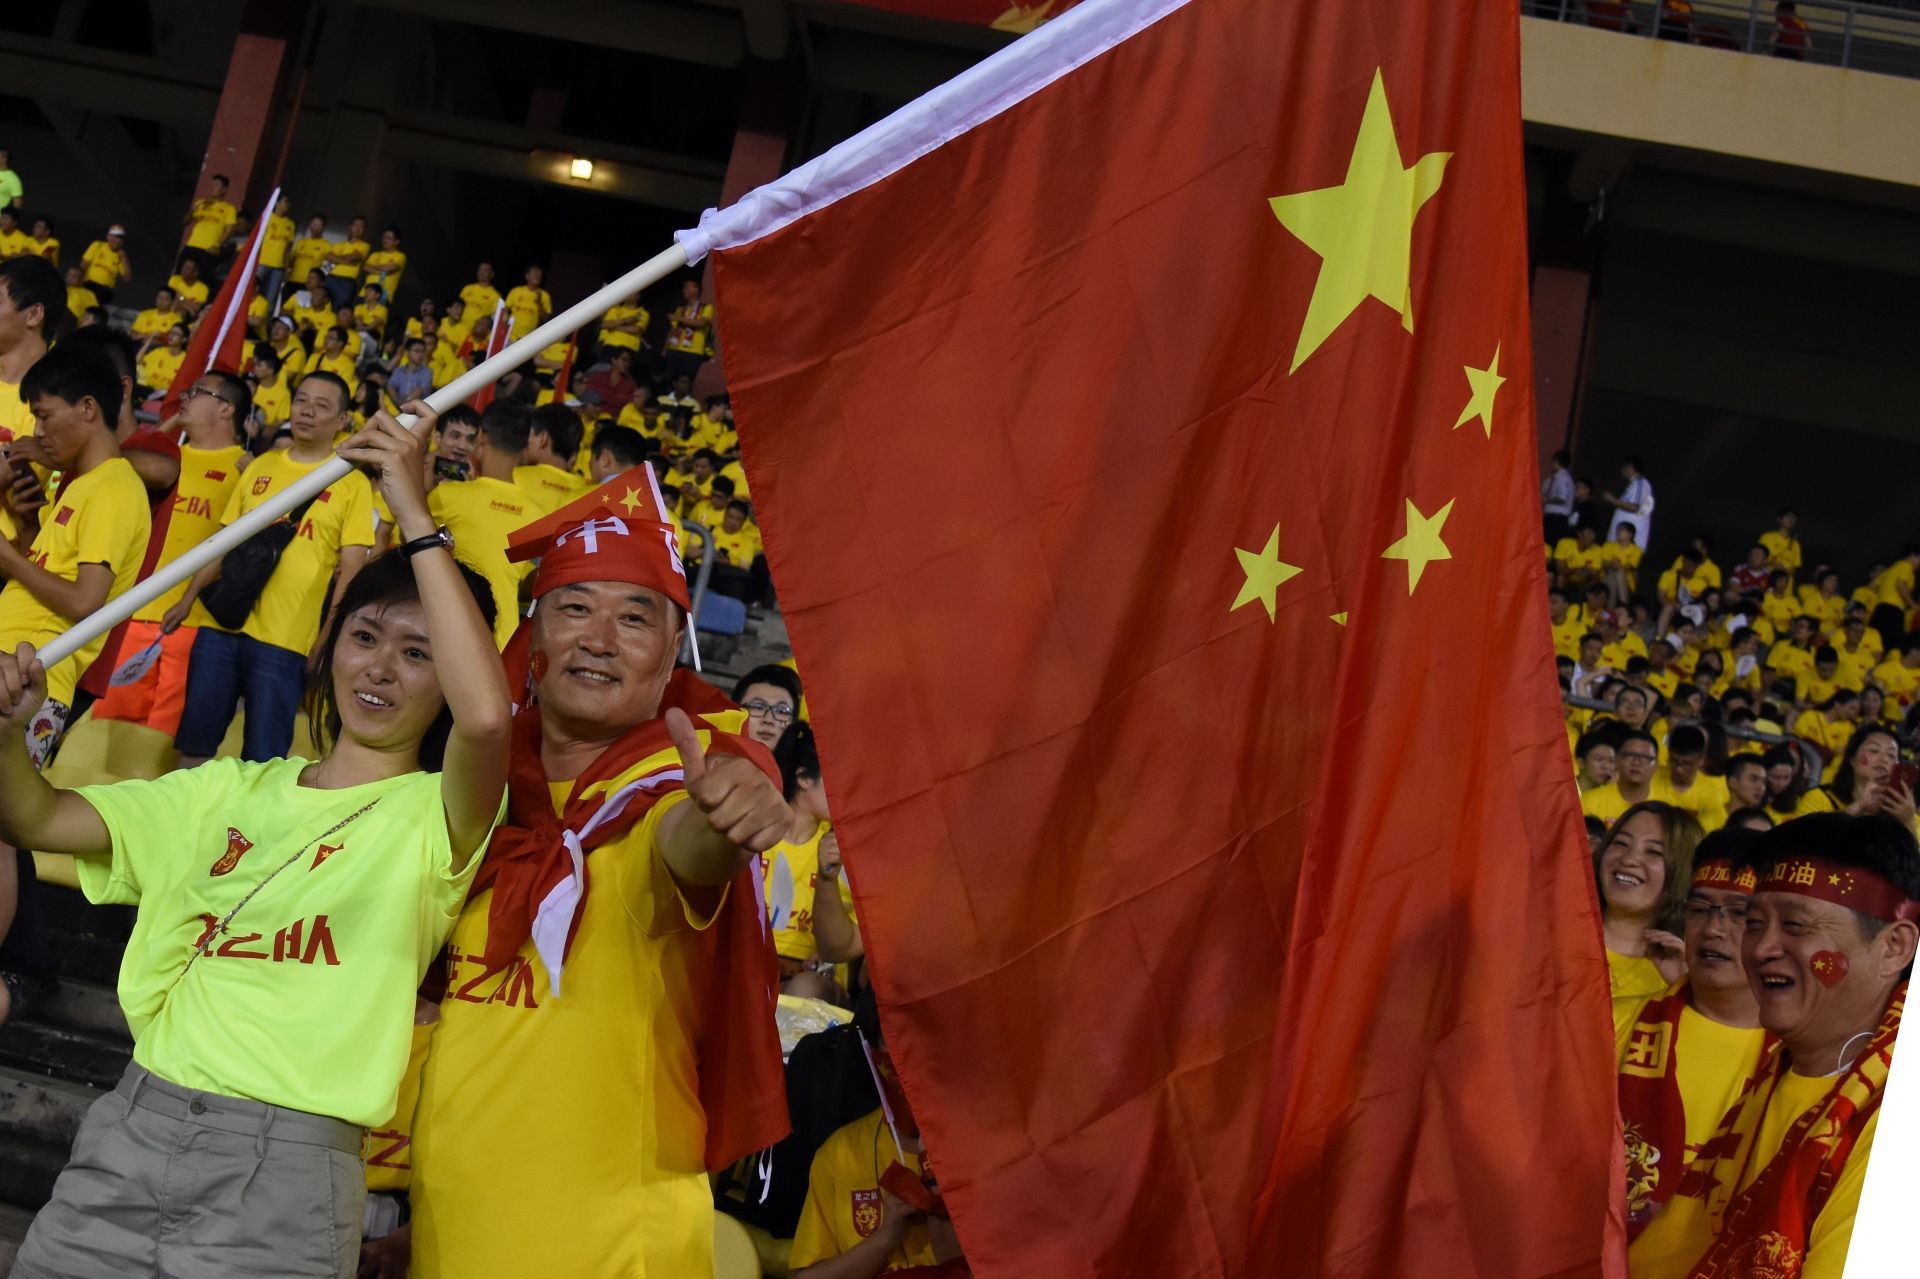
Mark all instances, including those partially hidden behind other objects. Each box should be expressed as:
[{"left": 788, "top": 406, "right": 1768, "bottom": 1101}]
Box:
[{"left": 0, "top": 168, "right": 1912, "bottom": 1278}]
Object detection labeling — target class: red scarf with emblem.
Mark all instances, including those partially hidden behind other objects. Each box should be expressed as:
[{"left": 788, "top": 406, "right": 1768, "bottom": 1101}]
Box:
[
  {"left": 1672, "top": 986, "right": 1902, "bottom": 1278},
  {"left": 1618, "top": 983, "right": 1776, "bottom": 1240},
  {"left": 470, "top": 667, "right": 790, "bottom": 1170}
]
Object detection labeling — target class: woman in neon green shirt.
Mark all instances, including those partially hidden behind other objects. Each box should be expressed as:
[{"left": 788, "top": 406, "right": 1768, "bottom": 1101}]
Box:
[{"left": 0, "top": 400, "right": 512, "bottom": 1279}]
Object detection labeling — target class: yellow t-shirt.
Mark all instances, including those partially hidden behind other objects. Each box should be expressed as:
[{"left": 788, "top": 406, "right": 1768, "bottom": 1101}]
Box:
[
  {"left": 135, "top": 444, "right": 247, "bottom": 626},
  {"left": 1760, "top": 591, "right": 1800, "bottom": 634},
  {"left": 1759, "top": 530, "right": 1801, "bottom": 578},
  {"left": 410, "top": 771, "right": 720, "bottom": 1279},
  {"left": 365, "top": 1020, "right": 434, "bottom": 1193},
  {"left": 504, "top": 286, "right": 551, "bottom": 340},
  {"left": 258, "top": 214, "right": 296, "bottom": 269},
  {"left": 253, "top": 382, "right": 291, "bottom": 428},
  {"left": 1629, "top": 1068, "right": 1877, "bottom": 1279},
  {"left": 1795, "top": 671, "right": 1846, "bottom": 706},
  {"left": 1662, "top": 770, "right": 1730, "bottom": 832},
  {"left": 512, "top": 462, "right": 587, "bottom": 517},
  {"left": 1767, "top": 644, "right": 1814, "bottom": 683},
  {"left": 219, "top": 451, "right": 375, "bottom": 656},
  {"left": 363, "top": 249, "right": 407, "bottom": 294},
  {"left": 328, "top": 237, "right": 371, "bottom": 281},
  {"left": 65, "top": 283, "right": 98, "bottom": 320},
  {"left": 131, "top": 307, "right": 180, "bottom": 339},
  {"left": 1608, "top": 949, "right": 1669, "bottom": 1044},
  {"left": 24, "top": 235, "right": 58, "bottom": 265},
  {"left": 617, "top": 401, "right": 661, "bottom": 437},
  {"left": 458, "top": 282, "right": 501, "bottom": 322},
  {"left": 301, "top": 349, "right": 360, "bottom": 392},
  {"left": 1659, "top": 561, "right": 1714, "bottom": 603},
  {"left": 0, "top": 229, "right": 30, "bottom": 259},
  {"left": 138, "top": 346, "right": 184, "bottom": 392},
  {"left": 1872, "top": 656, "right": 1920, "bottom": 706},
  {"left": 599, "top": 303, "right": 650, "bottom": 352},
  {"left": 185, "top": 197, "right": 237, "bottom": 250},
  {"left": 289, "top": 297, "right": 334, "bottom": 336},
  {"left": 1792, "top": 712, "right": 1855, "bottom": 782},
  {"left": 287, "top": 236, "right": 331, "bottom": 285},
  {"left": 1549, "top": 614, "right": 1585, "bottom": 661},
  {"left": 354, "top": 301, "right": 389, "bottom": 334},
  {"left": 81, "top": 240, "right": 128, "bottom": 289},
  {"left": 1582, "top": 778, "right": 1677, "bottom": 826},
  {"left": 427, "top": 477, "right": 535, "bottom": 648},
  {"left": 1669, "top": 1008, "right": 1767, "bottom": 1162},
  {"left": 74, "top": 759, "right": 490, "bottom": 1126},
  {"left": 0, "top": 457, "right": 150, "bottom": 707},
  {"left": 788, "top": 1109, "right": 938, "bottom": 1273},
  {"left": 719, "top": 459, "right": 749, "bottom": 499},
  {"left": 711, "top": 523, "right": 760, "bottom": 569},
  {"left": 1803, "top": 593, "right": 1847, "bottom": 633},
  {"left": 438, "top": 316, "right": 474, "bottom": 353},
  {"left": 764, "top": 821, "right": 827, "bottom": 962},
  {"left": 0, "top": 381, "right": 28, "bottom": 545},
  {"left": 665, "top": 302, "right": 715, "bottom": 356},
  {"left": 1872, "top": 560, "right": 1914, "bottom": 610}
]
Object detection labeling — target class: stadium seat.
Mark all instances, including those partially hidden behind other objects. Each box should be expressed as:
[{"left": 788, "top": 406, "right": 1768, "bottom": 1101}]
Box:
[{"left": 695, "top": 592, "right": 749, "bottom": 638}]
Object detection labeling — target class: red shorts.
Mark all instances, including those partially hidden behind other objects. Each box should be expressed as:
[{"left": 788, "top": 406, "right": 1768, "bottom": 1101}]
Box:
[{"left": 91, "top": 620, "right": 197, "bottom": 738}]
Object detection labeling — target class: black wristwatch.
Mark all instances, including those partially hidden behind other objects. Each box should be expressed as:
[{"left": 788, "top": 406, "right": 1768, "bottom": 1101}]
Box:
[{"left": 397, "top": 526, "right": 454, "bottom": 560}]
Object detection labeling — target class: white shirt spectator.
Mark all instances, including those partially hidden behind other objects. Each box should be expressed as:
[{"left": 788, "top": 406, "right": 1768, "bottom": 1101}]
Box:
[
  {"left": 1610, "top": 474, "right": 1654, "bottom": 549},
  {"left": 1542, "top": 466, "right": 1575, "bottom": 519}
]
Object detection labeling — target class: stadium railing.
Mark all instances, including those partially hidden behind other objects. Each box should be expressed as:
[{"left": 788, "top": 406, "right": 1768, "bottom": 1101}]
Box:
[{"left": 1530, "top": 0, "right": 1920, "bottom": 79}]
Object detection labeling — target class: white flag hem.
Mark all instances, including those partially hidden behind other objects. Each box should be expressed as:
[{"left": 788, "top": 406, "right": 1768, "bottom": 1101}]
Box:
[{"left": 675, "top": 0, "right": 1194, "bottom": 263}]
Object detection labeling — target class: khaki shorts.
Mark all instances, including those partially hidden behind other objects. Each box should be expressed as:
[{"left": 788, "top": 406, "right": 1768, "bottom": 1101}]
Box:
[{"left": 14, "top": 1064, "right": 366, "bottom": 1279}]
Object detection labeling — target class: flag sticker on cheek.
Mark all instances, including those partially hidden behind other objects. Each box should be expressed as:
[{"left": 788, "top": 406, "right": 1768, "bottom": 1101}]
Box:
[{"left": 1811, "top": 951, "right": 1850, "bottom": 986}]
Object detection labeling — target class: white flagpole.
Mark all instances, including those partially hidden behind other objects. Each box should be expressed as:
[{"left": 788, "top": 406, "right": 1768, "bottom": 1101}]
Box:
[{"left": 37, "top": 241, "right": 686, "bottom": 668}]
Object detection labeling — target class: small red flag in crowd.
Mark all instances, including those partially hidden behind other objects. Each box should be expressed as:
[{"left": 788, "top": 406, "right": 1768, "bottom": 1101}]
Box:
[
  {"left": 468, "top": 300, "right": 511, "bottom": 412},
  {"left": 684, "top": 0, "right": 1622, "bottom": 1274}
]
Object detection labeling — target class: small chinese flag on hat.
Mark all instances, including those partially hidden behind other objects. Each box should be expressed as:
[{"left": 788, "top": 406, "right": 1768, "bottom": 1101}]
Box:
[{"left": 505, "top": 465, "right": 689, "bottom": 609}]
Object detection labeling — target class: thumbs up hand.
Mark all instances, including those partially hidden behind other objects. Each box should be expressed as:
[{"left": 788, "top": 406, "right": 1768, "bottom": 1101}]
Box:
[{"left": 666, "top": 708, "right": 791, "bottom": 856}]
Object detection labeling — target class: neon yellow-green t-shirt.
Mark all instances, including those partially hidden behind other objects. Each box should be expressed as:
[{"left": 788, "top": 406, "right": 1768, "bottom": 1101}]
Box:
[{"left": 75, "top": 758, "right": 494, "bottom": 1126}]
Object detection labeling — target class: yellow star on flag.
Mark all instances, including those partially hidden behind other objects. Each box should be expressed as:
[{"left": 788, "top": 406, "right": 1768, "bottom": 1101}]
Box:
[
  {"left": 1268, "top": 69, "right": 1451, "bottom": 374},
  {"left": 1453, "top": 343, "right": 1505, "bottom": 439},
  {"left": 1330, "top": 612, "right": 1349, "bottom": 626},
  {"left": 1231, "top": 524, "right": 1303, "bottom": 623},
  {"left": 1381, "top": 497, "right": 1455, "bottom": 594},
  {"left": 619, "top": 486, "right": 648, "bottom": 517}
]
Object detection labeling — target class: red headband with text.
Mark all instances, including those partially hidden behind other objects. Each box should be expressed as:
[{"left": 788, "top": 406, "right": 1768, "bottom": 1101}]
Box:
[
  {"left": 1756, "top": 856, "right": 1920, "bottom": 923},
  {"left": 1692, "top": 858, "right": 1758, "bottom": 894}
]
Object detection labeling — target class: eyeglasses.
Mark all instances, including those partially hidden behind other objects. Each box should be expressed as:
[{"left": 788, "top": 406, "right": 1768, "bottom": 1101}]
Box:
[
  {"left": 1683, "top": 898, "right": 1749, "bottom": 925},
  {"left": 1618, "top": 751, "right": 1658, "bottom": 763},
  {"left": 742, "top": 700, "right": 795, "bottom": 724},
  {"left": 183, "top": 384, "right": 240, "bottom": 411}
]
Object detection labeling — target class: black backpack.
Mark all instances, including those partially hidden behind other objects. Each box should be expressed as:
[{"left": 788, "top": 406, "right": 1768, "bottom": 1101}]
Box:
[
  {"left": 715, "top": 1021, "right": 880, "bottom": 1238},
  {"left": 198, "top": 494, "right": 317, "bottom": 630}
]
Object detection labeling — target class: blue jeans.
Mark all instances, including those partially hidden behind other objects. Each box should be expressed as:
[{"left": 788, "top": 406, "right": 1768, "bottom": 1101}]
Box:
[
  {"left": 323, "top": 275, "right": 356, "bottom": 310},
  {"left": 257, "top": 265, "right": 286, "bottom": 312},
  {"left": 173, "top": 629, "right": 309, "bottom": 761}
]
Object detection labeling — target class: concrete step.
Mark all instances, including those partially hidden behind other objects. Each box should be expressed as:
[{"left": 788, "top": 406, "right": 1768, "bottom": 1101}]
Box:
[
  {"left": 0, "top": 1020, "right": 132, "bottom": 1094},
  {"left": 0, "top": 1068, "right": 100, "bottom": 1152},
  {"left": 0, "top": 1133, "right": 70, "bottom": 1214},
  {"left": 40, "top": 979, "right": 126, "bottom": 1042}
]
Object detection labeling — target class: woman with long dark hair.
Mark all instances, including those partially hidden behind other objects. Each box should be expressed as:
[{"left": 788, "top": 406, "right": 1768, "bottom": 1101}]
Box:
[
  {"left": 1595, "top": 801, "right": 1703, "bottom": 1037},
  {"left": 1791, "top": 724, "right": 1918, "bottom": 834},
  {"left": 0, "top": 403, "right": 511, "bottom": 1278}
]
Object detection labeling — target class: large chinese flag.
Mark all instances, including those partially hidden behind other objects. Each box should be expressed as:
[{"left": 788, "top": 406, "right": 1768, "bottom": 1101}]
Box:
[{"left": 686, "top": 0, "right": 1623, "bottom": 1273}]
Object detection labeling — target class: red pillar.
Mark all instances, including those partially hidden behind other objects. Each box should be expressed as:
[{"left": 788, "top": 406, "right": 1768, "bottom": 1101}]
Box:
[
  {"left": 195, "top": 0, "right": 306, "bottom": 211},
  {"left": 696, "top": 62, "right": 803, "bottom": 398},
  {"left": 1530, "top": 266, "right": 1593, "bottom": 468}
]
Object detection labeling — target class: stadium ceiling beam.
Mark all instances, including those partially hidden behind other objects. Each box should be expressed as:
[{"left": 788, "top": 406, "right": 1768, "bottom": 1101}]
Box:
[
  {"left": 356, "top": 0, "right": 747, "bottom": 68},
  {"left": 0, "top": 31, "right": 220, "bottom": 129}
]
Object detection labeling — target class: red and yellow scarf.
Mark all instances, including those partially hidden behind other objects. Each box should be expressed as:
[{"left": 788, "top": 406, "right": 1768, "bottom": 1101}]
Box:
[{"left": 1670, "top": 986, "right": 1903, "bottom": 1278}]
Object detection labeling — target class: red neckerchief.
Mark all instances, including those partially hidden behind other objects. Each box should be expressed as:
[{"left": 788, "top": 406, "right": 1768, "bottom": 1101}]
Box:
[
  {"left": 1618, "top": 983, "right": 1775, "bottom": 1240},
  {"left": 468, "top": 668, "right": 790, "bottom": 1170},
  {"left": 1675, "top": 986, "right": 1903, "bottom": 1278}
]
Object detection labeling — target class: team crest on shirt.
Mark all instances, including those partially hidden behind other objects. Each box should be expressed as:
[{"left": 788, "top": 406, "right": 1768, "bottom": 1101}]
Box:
[
  {"left": 209, "top": 827, "right": 255, "bottom": 876},
  {"left": 252, "top": 476, "right": 272, "bottom": 495},
  {"left": 310, "top": 842, "right": 342, "bottom": 871},
  {"left": 851, "top": 1189, "right": 882, "bottom": 1238}
]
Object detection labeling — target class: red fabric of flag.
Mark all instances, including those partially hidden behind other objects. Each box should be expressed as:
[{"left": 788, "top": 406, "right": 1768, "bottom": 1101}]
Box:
[
  {"left": 711, "top": 1, "right": 1622, "bottom": 1275},
  {"left": 161, "top": 209, "right": 269, "bottom": 421},
  {"left": 469, "top": 300, "right": 510, "bottom": 413}
]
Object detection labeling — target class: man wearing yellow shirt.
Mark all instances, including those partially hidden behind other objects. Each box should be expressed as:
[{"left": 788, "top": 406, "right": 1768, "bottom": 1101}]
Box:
[
  {"left": 459, "top": 262, "right": 501, "bottom": 322},
  {"left": 1583, "top": 732, "right": 1676, "bottom": 825},
  {"left": 0, "top": 211, "right": 28, "bottom": 262},
  {"left": 165, "top": 372, "right": 374, "bottom": 763},
  {"left": 354, "top": 283, "right": 389, "bottom": 340},
  {"left": 249, "top": 350, "right": 290, "bottom": 431},
  {"left": 285, "top": 214, "right": 330, "bottom": 299},
  {"left": 301, "top": 326, "right": 359, "bottom": 393},
  {"left": 1793, "top": 690, "right": 1859, "bottom": 784},
  {"left": 504, "top": 265, "right": 552, "bottom": 342},
  {"left": 1871, "top": 639, "right": 1920, "bottom": 709},
  {"left": 25, "top": 218, "right": 59, "bottom": 265},
  {"left": 0, "top": 257, "right": 61, "bottom": 548},
  {"left": 322, "top": 214, "right": 370, "bottom": 309},
  {"left": 252, "top": 193, "right": 295, "bottom": 308},
  {"left": 662, "top": 277, "right": 715, "bottom": 383},
  {"left": 1629, "top": 814, "right": 1917, "bottom": 1278},
  {"left": 596, "top": 291, "right": 650, "bottom": 358},
  {"left": 93, "top": 372, "right": 248, "bottom": 737},
  {"left": 130, "top": 287, "right": 183, "bottom": 341},
  {"left": 512, "top": 403, "right": 586, "bottom": 516},
  {"left": 287, "top": 269, "right": 335, "bottom": 339},
  {"left": 587, "top": 423, "right": 648, "bottom": 484},
  {"left": 1759, "top": 508, "right": 1801, "bottom": 583},
  {"left": 0, "top": 343, "right": 151, "bottom": 764},
  {"left": 137, "top": 325, "right": 188, "bottom": 395},
  {"left": 179, "top": 174, "right": 236, "bottom": 276},
  {"left": 437, "top": 297, "right": 474, "bottom": 353},
  {"left": 78, "top": 226, "right": 131, "bottom": 303},
  {"left": 406, "top": 480, "right": 792, "bottom": 1278},
  {"left": 1616, "top": 832, "right": 1768, "bottom": 1242},
  {"left": 167, "top": 259, "right": 210, "bottom": 318},
  {"left": 363, "top": 225, "right": 407, "bottom": 300},
  {"left": 1660, "top": 727, "right": 1729, "bottom": 832},
  {"left": 424, "top": 403, "right": 533, "bottom": 647},
  {"left": 1794, "top": 646, "right": 1849, "bottom": 710},
  {"left": 1868, "top": 546, "right": 1920, "bottom": 652},
  {"left": 62, "top": 267, "right": 98, "bottom": 323},
  {"left": 1767, "top": 614, "right": 1819, "bottom": 686},
  {"left": 1553, "top": 525, "right": 1604, "bottom": 591}
]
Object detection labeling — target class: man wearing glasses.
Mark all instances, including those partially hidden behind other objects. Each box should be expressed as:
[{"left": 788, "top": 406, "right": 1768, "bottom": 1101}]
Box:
[
  {"left": 733, "top": 663, "right": 801, "bottom": 751},
  {"left": 1615, "top": 829, "right": 1769, "bottom": 1244},
  {"left": 90, "top": 373, "right": 248, "bottom": 739},
  {"left": 1582, "top": 728, "right": 1675, "bottom": 825}
]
